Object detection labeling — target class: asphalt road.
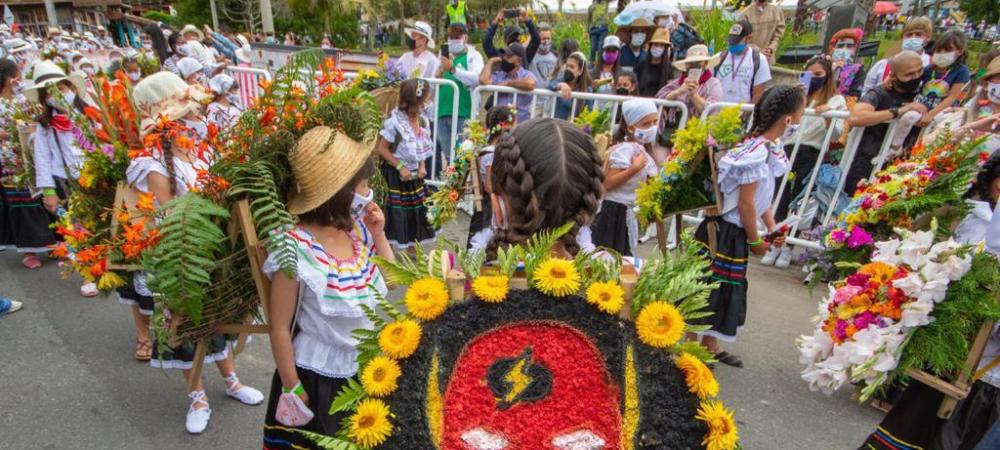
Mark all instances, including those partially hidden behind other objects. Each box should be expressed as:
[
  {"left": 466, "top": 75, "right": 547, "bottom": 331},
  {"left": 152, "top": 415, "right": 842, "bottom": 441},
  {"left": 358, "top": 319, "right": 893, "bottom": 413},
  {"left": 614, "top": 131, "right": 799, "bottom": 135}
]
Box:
[{"left": 0, "top": 218, "right": 883, "bottom": 449}]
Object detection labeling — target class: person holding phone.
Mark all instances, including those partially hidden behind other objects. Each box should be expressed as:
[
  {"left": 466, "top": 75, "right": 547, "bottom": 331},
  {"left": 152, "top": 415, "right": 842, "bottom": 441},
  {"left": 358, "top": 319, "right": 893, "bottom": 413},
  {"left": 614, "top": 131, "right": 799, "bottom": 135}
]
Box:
[
  {"left": 435, "top": 22, "right": 483, "bottom": 177},
  {"left": 656, "top": 44, "right": 722, "bottom": 118}
]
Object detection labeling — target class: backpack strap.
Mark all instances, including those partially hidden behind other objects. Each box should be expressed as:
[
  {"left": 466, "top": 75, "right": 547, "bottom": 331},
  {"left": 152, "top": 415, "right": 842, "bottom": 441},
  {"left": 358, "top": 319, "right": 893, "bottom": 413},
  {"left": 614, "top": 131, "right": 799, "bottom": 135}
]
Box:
[
  {"left": 713, "top": 50, "right": 729, "bottom": 77},
  {"left": 750, "top": 49, "right": 761, "bottom": 92}
]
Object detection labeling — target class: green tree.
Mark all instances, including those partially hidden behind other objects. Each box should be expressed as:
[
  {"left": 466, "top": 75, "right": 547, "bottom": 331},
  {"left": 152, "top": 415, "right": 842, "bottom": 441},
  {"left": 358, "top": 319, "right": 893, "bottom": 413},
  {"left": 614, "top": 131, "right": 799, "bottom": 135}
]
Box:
[
  {"left": 143, "top": 11, "right": 182, "bottom": 28},
  {"left": 960, "top": 0, "right": 1000, "bottom": 24},
  {"left": 173, "top": 0, "right": 214, "bottom": 28}
]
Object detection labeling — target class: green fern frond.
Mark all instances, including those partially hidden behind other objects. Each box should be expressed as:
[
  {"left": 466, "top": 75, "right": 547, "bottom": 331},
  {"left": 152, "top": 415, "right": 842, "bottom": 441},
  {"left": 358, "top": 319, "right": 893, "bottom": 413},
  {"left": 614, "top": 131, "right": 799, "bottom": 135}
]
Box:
[
  {"left": 328, "top": 377, "right": 367, "bottom": 415},
  {"left": 292, "top": 429, "right": 359, "bottom": 450}
]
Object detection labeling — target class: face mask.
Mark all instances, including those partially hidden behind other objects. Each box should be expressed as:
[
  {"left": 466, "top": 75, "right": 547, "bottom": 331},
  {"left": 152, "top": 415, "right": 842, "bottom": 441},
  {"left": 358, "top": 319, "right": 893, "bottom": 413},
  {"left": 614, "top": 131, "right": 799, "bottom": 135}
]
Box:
[
  {"left": 728, "top": 43, "right": 747, "bottom": 55},
  {"left": 448, "top": 39, "right": 465, "bottom": 55},
  {"left": 185, "top": 119, "right": 208, "bottom": 139},
  {"left": 61, "top": 91, "right": 76, "bottom": 107},
  {"left": 631, "top": 33, "right": 646, "bottom": 47},
  {"left": 808, "top": 76, "right": 826, "bottom": 94},
  {"left": 616, "top": 87, "right": 631, "bottom": 96},
  {"left": 422, "top": 101, "right": 433, "bottom": 114},
  {"left": 901, "top": 37, "right": 925, "bottom": 53},
  {"left": 562, "top": 69, "right": 577, "bottom": 83},
  {"left": 406, "top": 37, "right": 417, "bottom": 51},
  {"left": 538, "top": 42, "right": 552, "bottom": 53},
  {"left": 932, "top": 51, "right": 957, "bottom": 68},
  {"left": 143, "top": 43, "right": 152, "bottom": 51},
  {"left": 633, "top": 125, "right": 657, "bottom": 144},
  {"left": 832, "top": 48, "right": 852, "bottom": 62},
  {"left": 988, "top": 82, "right": 1000, "bottom": 105},
  {"left": 500, "top": 59, "right": 516, "bottom": 73},
  {"left": 83, "top": 67, "right": 96, "bottom": 76},
  {"left": 650, "top": 46, "right": 665, "bottom": 58},
  {"left": 350, "top": 188, "right": 374, "bottom": 220},
  {"left": 602, "top": 50, "right": 619, "bottom": 64},
  {"left": 226, "top": 92, "right": 241, "bottom": 106},
  {"left": 895, "top": 76, "right": 922, "bottom": 94},
  {"left": 128, "top": 71, "right": 141, "bottom": 82},
  {"left": 784, "top": 123, "right": 799, "bottom": 139},
  {"left": 659, "top": 17, "right": 675, "bottom": 30}
]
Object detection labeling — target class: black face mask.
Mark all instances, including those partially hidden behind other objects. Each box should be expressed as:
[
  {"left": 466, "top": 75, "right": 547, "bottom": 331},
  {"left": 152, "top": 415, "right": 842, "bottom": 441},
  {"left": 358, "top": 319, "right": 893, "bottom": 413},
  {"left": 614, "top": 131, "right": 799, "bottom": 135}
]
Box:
[
  {"left": 807, "top": 76, "right": 826, "bottom": 95},
  {"left": 406, "top": 37, "right": 417, "bottom": 50},
  {"left": 500, "top": 59, "right": 516, "bottom": 73},
  {"left": 616, "top": 87, "right": 631, "bottom": 96},
  {"left": 563, "top": 70, "right": 576, "bottom": 83},
  {"left": 895, "top": 76, "right": 922, "bottom": 94}
]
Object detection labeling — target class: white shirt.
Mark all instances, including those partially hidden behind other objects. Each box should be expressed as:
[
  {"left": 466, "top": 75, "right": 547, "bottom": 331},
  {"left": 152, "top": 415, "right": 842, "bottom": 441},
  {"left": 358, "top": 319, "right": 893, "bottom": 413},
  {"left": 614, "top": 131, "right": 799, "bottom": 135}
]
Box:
[
  {"left": 33, "top": 125, "right": 83, "bottom": 189},
  {"left": 397, "top": 49, "right": 440, "bottom": 79},
  {"left": 379, "top": 110, "right": 434, "bottom": 170},
  {"left": 955, "top": 200, "right": 993, "bottom": 246},
  {"left": 445, "top": 45, "right": 484, "bottom": 89},
  {"left": 126, "top": 155, "right": 209, "bottom": 201},
  {"left": 604, "top": 142, "right": 658, "bottom": 205},
  {"left": 786, "top": 95, "right": 847, "bottom": 149},
  {"left": 717, "top": 50, "right": 771, "bottom": 104},
  {"left": 719, "top": 136, "right": 790, "bottom": 227}
]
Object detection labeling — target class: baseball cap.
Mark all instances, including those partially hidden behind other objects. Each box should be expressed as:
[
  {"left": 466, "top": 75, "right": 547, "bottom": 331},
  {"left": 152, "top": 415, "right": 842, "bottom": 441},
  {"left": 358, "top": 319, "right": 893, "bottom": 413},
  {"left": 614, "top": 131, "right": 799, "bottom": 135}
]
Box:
[
  {"left": 728, "top": 20, "right": 753, "bottom": 46},
  {"left": 504, "top": 25, "right": 522, "bottom": 43},
  {"left": 500, "top": 42, "right": 526, "bottom": 61},
  {"left": 603, "top": 35, "right": 622, "bottom": 49},
  {"left": 448, "top": 22, "right": 468, "bottom": 34}
]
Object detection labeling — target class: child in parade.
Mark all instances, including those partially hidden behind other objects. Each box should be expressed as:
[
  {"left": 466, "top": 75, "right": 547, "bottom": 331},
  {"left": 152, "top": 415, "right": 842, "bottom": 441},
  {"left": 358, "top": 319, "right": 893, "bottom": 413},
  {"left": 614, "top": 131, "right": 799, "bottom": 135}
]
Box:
[
  {"left": 128, "top": 72, "right": 263, "bottom": 434},
  {"left": 590, "top": 99, "right": 659, "bottom": 256},
  {"left": 25, "top": 61, "right": 99, "bottom": 296},
  {"left": 262, "top": 126, "right": 393, "bottom": 449},
  {"left": 689, "top": 85, "right": 802, "bottom": 368},
  {"left": 206, "top": 73, "right": 243, "bottom": 131},
  {"left": 375, "top": 78, "right": 436, "bottom": 249},
  {"left": 467, "top": 105, "right": 515, "bottom": 250}
]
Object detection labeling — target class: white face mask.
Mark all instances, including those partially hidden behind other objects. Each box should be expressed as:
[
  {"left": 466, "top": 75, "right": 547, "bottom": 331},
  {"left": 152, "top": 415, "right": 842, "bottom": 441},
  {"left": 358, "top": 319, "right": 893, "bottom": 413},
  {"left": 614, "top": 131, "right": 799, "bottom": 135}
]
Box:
[
  {"left": 650, "top": 46, "right": 665, "bottom": 58},
  {"left": 49, "top": 91, "right": 75, "bottom": 110},
  {"left": 988, "top": 82, "right": 1000, "bottom": 105},
  {"left": 901, "top": 37, "right": 925, "bottom": 53},
  {"left": 185, "top": 119, "right": 208, "bottom": 139},
  {"left": 633, "top": 125, "right": 657, "bottom": 144},
  {"left": 128, "top": 71, "right": 141, "bottom": 81},
  {"left": 631, "top": 33, "right": 646, "bottom": 47},
  {"left": 83, "top": 67, "right": 96, "bottom": 76},
  {"left": 659, "top": 17, "right": 675, "bottom": 30},
  {"left": 350, "top": 188, "right": 374, "bottom": 220},
  {"left": 226, "top": 92, "right": 241, "bottom": 107},
  {"left": 143, "top": 43, "right": 152, "bottom": 51},
  {"left": 448, "top": 39, "right": 466, "bottom": 56},
  {"left": 932, "top": 51, "right": 957, "bottom": 68}
]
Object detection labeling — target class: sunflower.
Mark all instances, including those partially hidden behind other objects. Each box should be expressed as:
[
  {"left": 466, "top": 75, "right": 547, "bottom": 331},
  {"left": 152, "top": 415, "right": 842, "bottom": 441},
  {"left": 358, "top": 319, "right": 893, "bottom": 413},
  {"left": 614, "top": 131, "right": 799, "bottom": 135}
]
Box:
[
  {"left": 533, "top": 258, "right": 581, "bottom": 297},
  {"left": 361, "top": 356, "right": 402, "bottom": 397},
  {"left": 635, "top": 301, "right": 685, "bottom": 348},
  {"left": 695, "top": 400, "right": 739, "bottom": 450},
  {"left": 676, "top": 353, "right": 719, "bottom": 399},
  {"left": 404, "top": 277, "right": 449, "bottom": 320},
  {"left": 349, "top": 398, "right": 393, "bottom": 448},
  {"left": 585, "top": 281, "right": 625, "bottom": 314},
  {"left": 378, "top": 319, "right": 422, "bottom": 359},
  {"left": 472, "top": 275, "right": 510, "bottom": 303}
]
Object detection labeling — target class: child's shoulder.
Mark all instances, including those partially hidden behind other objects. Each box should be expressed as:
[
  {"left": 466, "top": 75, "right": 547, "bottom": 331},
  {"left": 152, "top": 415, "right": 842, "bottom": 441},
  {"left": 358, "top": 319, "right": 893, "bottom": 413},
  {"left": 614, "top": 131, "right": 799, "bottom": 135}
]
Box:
[{"left": 724, "top": 136, "right": 769, "bottom": 164}]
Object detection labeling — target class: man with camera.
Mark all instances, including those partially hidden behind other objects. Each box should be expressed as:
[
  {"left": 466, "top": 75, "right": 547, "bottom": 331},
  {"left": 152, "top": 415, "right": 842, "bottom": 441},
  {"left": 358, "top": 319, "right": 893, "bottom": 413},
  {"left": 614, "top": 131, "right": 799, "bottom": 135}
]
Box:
[{"left": 484, "top": 8, "right": 541, "bottom": 67}]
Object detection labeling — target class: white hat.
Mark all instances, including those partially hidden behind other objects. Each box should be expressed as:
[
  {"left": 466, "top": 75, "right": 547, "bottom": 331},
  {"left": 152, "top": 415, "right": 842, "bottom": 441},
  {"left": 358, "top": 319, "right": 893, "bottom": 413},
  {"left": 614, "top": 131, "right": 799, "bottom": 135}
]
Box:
[
  {"left": 671, "top": 44, "right": 721, "bottom": 72},
  {"left": 208, "top": 73, "right": 236, "bottom": 95},
  {"left": 603, "top": 35, "right": 622, "bottom": 49},
  {"left": 4, "top": 38, "right": 33, "bottom": 54},
  {"left": 23, "top": 60, "right": 87, "bottom": 104},
  {"left": 235, "top": 35, "right": 252, "bottom": 63},
  {"left": 404, "top": 21, "right": 436, "bottom": 50},
  {"left": 83, "top": 31, "right": 95, "bottom": 39},
  {"left": 180, "top": 24, "right": 204, "bottom": 41},
  {"left": 177, "top": 57, "right": 204, "bottom": 79},
  {"left": 621, "top": 99, "right": 658, "bottom": 126},
  {"left": 97, "top": 25, "right": 106, "bottom": 32},
  {"left": 133, "top": 71, "right": 210, "bottom": 134},
  {"left": 76, "top": 57, "right": 95, "bottom": 70}
]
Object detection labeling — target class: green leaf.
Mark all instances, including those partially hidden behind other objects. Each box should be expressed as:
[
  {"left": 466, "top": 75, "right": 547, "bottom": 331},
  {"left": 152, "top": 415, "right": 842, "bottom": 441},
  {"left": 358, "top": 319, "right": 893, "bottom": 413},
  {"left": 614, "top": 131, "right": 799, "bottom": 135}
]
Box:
[
  {"left": 329, "top": 377, "right": 367, "bottom": 415},
  {"left": 291, "top": 428, "right": 360, "bottom": 450},
  {"left": 672, "top": 341, "right": 716, "bottom": 363}
]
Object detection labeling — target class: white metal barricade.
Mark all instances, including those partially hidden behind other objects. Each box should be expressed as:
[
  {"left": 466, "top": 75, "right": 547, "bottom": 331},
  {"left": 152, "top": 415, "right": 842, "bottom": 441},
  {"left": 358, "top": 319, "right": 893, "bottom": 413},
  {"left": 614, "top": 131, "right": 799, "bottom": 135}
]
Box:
[{"left": 225, "top": 66, "right": 272, "bottom": 108}]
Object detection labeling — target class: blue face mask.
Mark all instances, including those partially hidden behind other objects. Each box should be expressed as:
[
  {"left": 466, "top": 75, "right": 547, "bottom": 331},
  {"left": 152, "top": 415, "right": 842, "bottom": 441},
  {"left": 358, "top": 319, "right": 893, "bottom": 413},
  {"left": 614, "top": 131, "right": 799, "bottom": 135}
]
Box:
[{"left": 728, "top": 43, "right": 747, "bottom": 54}]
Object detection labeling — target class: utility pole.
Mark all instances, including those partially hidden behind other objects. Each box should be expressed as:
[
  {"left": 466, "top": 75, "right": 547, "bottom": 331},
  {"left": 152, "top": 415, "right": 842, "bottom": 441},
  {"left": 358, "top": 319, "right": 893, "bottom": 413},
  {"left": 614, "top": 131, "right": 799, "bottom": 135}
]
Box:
[
  {"left": 210, "top": 0, "right": 220, "bottom": 30},
  {"left": 43, "top": 0, "right": 58, "bottom": 27},
  {"left": 260, "top": 0, "right": 274, "bottom": 35}
]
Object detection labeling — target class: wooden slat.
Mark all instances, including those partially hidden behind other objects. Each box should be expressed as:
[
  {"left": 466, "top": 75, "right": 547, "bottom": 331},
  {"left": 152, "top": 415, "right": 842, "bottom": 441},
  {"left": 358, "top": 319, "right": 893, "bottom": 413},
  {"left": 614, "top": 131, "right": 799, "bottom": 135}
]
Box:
[{"left": 186, "top": 341, "right": 208, "bottom": 392}]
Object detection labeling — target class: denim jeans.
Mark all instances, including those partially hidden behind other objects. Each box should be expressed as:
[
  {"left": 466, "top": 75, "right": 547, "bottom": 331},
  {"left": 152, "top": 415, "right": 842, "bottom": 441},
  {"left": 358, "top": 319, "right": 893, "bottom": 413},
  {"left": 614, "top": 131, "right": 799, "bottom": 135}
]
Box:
[
  {"left": 434, "top": 116, "right": 466, "bottom": 178},
  {"left": 588, "top": 25, "right": 609, "bottom": 62}
]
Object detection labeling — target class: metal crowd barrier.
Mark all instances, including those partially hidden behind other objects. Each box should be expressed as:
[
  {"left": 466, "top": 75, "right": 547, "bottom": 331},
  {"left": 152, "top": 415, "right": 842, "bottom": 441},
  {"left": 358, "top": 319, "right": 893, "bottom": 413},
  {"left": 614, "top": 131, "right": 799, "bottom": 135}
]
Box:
[{"left": 224, "top": 66, "right": 272, "bottom": 108}]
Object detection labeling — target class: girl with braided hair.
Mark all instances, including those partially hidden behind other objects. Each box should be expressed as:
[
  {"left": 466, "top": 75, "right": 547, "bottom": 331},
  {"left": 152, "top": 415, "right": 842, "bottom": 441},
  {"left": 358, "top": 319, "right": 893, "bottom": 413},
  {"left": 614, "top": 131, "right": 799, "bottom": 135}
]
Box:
[
  {"left": 689, "top": 84, "right": 804, "bottom": 368},
  {"left": 467, "top": 105, "right": 516, "bottom": 249},
  {"left": 483, "top": 117, "right": 605, "bottom": 257},
  {"left": 591, "top": 99, "right": 658, "bottom": 256},
  {"left": 376, "top": 78, "right": 437, "bottom": 248}
]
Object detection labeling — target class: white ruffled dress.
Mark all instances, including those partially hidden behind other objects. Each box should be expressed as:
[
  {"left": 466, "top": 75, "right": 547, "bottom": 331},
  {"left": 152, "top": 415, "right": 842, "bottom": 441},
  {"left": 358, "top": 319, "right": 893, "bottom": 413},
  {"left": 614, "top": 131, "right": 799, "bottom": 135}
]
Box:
[{"left": 718, "top": 136, "right": 791, "bottom": 228}]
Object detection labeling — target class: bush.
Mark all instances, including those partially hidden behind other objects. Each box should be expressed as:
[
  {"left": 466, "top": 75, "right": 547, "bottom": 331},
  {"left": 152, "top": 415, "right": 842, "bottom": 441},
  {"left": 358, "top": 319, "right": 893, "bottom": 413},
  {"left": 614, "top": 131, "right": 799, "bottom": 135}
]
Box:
[{"left": 143, "top": 11, "right": 181, "bottom": 28}]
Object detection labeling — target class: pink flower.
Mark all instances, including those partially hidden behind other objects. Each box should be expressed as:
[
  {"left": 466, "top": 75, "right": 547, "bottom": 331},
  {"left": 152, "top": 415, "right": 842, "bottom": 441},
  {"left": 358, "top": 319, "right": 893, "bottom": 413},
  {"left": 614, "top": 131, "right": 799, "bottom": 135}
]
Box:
[
  {"left": 847, "top": 227, "right": 873, "bottom": 249},
  {"left": 861, "top": 196, "right": 873, "bottom": 210},
  {"left": 846, "top": 273, "right": 871, "bottom": 288},
  {"left": 853, "top": 311, "right": 880, "bottom": 330},
  {"left": 830, "top": 228, "right": 847, "bottom": 244},
  {"left": 834, "top": 320, "right": 849, "bottom": 341},
  {"left": 832, "top": 285, "right": 862, "bottom": 306}
]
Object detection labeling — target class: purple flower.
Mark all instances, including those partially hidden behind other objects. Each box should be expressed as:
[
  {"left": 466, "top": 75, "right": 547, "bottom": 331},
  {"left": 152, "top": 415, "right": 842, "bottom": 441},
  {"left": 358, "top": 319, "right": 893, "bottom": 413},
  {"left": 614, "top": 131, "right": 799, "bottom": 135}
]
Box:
[
  {"left": 100, "top": 144, "right": 115, "bottom": 158},
  {"left": 706, "top": 135, "right": 718, "bottom": 148},
  {"left": 830, "top": 228, "right": 847, "bottom": 243},
  {"left": 853, "top": 311, "right": 880, "bottom": 329},
  {"left": 846, "top": 226, "right": 873, "bottom": 249},
  {"left": 834, "top": 320, "right": 849, "bottom": 341},
  {"left": 846, "top": 273, "right": 871, "bottom": 288}
]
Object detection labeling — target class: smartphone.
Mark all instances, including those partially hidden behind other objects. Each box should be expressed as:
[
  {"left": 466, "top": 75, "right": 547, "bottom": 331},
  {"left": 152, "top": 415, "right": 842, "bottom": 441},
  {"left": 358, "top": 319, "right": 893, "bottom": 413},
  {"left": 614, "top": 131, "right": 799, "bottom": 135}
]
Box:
[
  {"left": 441, "top": 44, "right": 449, "bottom": 59},
  {"left": 504, "top": 8, "right": 520, "bottom": 18},
  {"left": 798, "top": 71, "right": 812, "bottom": 90},
  {"left": 687, "top": 68, "right": 702, "bottom": 80}
]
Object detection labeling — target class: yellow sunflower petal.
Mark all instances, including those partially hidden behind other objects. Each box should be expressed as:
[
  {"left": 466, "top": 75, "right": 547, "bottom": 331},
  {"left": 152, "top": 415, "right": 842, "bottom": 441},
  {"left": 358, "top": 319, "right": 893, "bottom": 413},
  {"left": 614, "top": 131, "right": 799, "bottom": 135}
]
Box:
[
  {"left": 472, "top": 275, "right": 510, "bottom": 303},
  {"left": 676, "top": 352, "right": 719, "bottom": 399},
  {"left": 378, "top": 319, "right": 422, "bottom": 359},
  {"left": 404, "top": 277, "right": 449, "bottom": 320},
  {"left": 533, "top": 258, "right": 581, "bottom": 297},
  {"left": 695, "top": 400, "right": 739, "bottom": 450},
  {"left": 349, "top": 398, "right": 393, "bottom": 448},
  {"left": 635, "top": 301, "right": 685, "bottom": 348},
  {"left": 360, "top": 356, "right": 402, "bottom": 397},
  {"left": 585, "top": 281, "right": 625, "bottom": 314}
]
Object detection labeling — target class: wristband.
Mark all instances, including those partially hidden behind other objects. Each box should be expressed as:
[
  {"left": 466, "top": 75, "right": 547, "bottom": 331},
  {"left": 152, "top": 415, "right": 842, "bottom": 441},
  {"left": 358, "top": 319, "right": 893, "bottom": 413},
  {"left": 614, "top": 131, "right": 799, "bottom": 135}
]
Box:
[
  {"left": 747, "top": 237, "right": 764, "bottom": 247},
  {"left": 43, "top": 188, "right": 57, "bottom": 197},
  {"left": 281, "top": 381, "right": 305, "bottom": 395},
  {"left": 395, "top": 161, "right": 405, "bottom": 171}
]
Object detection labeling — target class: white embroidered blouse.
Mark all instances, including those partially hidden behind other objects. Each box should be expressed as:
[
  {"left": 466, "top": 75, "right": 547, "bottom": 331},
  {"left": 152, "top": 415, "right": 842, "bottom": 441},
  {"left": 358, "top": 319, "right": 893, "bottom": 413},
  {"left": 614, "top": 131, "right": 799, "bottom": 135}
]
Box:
[
  {"left": 718, "top": 136, "right": 791, "bottom": 228},
  {"left": 379, "top": 109, "right": 434, "bottom": 171}
]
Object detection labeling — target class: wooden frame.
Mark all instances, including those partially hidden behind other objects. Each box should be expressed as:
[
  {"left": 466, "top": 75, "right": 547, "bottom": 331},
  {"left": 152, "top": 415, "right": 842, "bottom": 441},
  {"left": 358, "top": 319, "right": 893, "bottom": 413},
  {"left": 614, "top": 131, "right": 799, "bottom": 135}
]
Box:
[
  {"left": 905, "top": 320, "right": 996, "bottom": 419},
  {"left": 186, "top": 200, "right": 272, "bottom": 392}
]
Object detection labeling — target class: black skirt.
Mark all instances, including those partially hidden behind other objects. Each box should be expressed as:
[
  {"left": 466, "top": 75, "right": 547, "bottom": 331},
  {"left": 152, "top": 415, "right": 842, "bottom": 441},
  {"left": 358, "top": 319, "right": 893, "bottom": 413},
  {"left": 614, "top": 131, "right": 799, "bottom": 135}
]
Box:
[
  {"left": 591, "top": 200, "right": 632, "bottom": 256},
  {"left": 381, "top": 163, "right": 436, "bottom": 248},
  {"left": 115, "top": 272, "right": 155, "bottom": 316},
  {"left": 0, "top": 187, "right": 57, "bottom": 253},
  {"left": 858, "top": 380, "right": 945, "bottom": 450},
  {"left": 263, "top": 367, "right": 352, "bottom": 450},
  {"left": 150, "top": 332, "right": 231, "bottom": 370},
  {"left": 934, "top": 381, "right": 1000, "bottom": 450},
  {"left": 692, "top": 217, "right": 749, "bottom": 342}
]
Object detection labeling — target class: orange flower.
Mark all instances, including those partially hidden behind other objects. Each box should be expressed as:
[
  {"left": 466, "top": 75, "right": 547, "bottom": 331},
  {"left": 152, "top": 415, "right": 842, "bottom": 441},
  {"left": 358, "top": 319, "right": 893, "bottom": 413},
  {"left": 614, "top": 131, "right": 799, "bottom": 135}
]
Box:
[
  {"left": 50, "top": 243, "right": 70, "bottom": 259},
  {"left": 88, "top": 259, "right": 107, "bottom": 278},
  {"left": 136, "top": 192, "right": 156, "bottom": 213},
  {"left": 116, "top": 209, "right": 131, "bottom": 225},
  {"left": 84, "top": 106, "right": 103, "bottom": 122},
  {"left": 448, "top": 190, "right": 459, "bottom": 201}
]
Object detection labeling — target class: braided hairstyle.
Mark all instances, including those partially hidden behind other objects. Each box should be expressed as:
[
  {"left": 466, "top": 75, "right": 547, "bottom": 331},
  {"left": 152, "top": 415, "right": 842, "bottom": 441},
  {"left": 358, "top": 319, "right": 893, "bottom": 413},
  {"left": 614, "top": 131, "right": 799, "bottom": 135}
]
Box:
[
  {"left": 162, "top": 138, "right": 179, "bottom": 198},
  {"left": 485, "top": 105, "right": 516, "bottom": 143},
  {"left": 489, "top": 118, "right": 604, "bottom": 256},
  {"left": 748, "top": 84, "right": 806, "bottom": 138},
  {"left": 969, "top": 152, "right": 1000, "bottom": 206}
]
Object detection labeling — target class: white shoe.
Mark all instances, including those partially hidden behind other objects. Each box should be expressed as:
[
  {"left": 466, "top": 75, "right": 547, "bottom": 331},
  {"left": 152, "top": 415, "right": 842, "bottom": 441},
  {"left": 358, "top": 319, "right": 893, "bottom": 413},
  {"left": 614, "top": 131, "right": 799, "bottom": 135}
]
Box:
[
  {"left": 775, "top": 247, "right": 793, "bottom": 268},
  {"left": 638, "top": 225, "right": 657, "bottom": 244},
  {"left": 186, "top": 390, "right": 211, "bottom": 434},
  {"left": 80, "top": 282, "right": 98, "bottom": 298},
  {"left": 224, "top": 373, "right": 264, "bottom": 405},
  {"left": 760, "top": 248, "right": 779, "bottom": 265}
]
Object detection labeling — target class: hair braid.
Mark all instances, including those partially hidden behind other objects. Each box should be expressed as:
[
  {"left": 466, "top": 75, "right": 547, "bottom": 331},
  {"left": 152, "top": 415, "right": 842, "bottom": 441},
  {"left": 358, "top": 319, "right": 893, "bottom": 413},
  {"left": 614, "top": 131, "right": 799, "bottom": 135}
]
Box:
[
  {"left": 750, "top": 85, "right": 805, "bottom": 137},
  {"left": 163, "top": 139, "right": 179, "bottom": 197}
]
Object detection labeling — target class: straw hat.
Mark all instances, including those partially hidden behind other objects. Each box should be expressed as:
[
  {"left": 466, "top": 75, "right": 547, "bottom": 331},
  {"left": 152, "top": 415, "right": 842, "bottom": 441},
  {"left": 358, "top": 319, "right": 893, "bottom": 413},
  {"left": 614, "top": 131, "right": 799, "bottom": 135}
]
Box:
[
  {"left": 132, "top": 71, "right": 210, "bottom": 134},
  {"left": 983, "top": 56, "right": 1000, "bottom": 81},
  {"left": 672, "top": 44, "right": 720, "bottom": 71},
  {"left": 287, "top": 126, "right": 372, "bottom": 215},
  {"left": 23, "top": 60, "right": 87, "bottom": 104},
  {"left": 47, "top": 26, "right": 62, "bottom": 37},
  {"left": 180, "top": 24, "right": 204, "bottom": 41},
  {"left": 648, "top": 28, "right": 671, "bottom": 46}
]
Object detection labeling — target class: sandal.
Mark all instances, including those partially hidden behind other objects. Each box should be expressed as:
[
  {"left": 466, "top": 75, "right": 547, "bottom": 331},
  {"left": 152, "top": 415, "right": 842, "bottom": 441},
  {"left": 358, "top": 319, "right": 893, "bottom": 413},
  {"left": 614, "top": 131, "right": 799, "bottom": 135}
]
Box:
[
  {"left": 21, "top": 254, "right": 41, "bottom": 270},
  {"left": 135, "top": 339, "right": 152, "bottom": 361},
  {"left": 713, "top": 351, "right": 744, "bottom": 368}
]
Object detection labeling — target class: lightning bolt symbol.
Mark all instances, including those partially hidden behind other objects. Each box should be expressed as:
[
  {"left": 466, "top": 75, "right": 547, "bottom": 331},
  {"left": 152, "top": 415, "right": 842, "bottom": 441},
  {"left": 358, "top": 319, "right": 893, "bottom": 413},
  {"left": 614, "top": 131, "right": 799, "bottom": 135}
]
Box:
[{"left": 502, "top": 350, "right": 534, "bottom": 403}]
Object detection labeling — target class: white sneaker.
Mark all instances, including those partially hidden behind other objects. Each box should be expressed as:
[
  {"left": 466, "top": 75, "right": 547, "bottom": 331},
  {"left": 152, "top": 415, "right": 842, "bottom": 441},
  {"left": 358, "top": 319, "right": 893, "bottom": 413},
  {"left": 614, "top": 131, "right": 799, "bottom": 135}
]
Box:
[
  {"left": 775, "top": 247, "right": 793, "bottom": 268},
  {"left": 224, "top": 373, "right": 264, "bottom": 405},
  {"left": 760, "top": 248, "right": 779, "bottom": 265},
  {"left": 186, "top": 390, "right": 211, "bottom": 434},
  {"left": 80, "top": 282, "right": 98, "bottom": 298},
  {"left": 638, "top": 225, "right": 657, "bottom": 244}
]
